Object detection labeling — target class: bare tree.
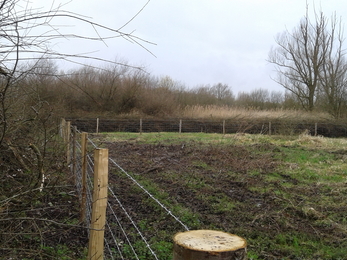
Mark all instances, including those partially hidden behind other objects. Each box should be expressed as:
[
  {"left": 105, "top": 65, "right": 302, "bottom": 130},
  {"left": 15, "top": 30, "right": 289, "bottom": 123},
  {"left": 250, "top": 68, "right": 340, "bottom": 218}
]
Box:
[
  {"left": 268, "top": 8, "right": 335, "bottom": 111},
  {"left": 270, "top": 90, "right": 284, "bottom": 105},
  {"left": 0, "top": 0, "right": 153, "bottom": 189},
  {"left": 0, "top": 1, "right": 153, "bottom": 258},
  {"left": 0, "top": 0, "right": 153, "bottom": 146},
  {"left": 317, "top": 14, "right": 347, "bottom": 118},
  {"left": 211, "top": 83, "right": 234, "bottom": 102}
]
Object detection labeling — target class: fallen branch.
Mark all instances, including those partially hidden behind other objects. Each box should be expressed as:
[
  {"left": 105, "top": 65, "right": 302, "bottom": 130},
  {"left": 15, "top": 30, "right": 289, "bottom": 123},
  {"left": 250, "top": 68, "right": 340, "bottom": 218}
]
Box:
[
  {"left": 29, "top": 143, "right": 44, "bottom": 190},
  {"left": 5, "top": 140, "right": 30, "bottom": 172}
]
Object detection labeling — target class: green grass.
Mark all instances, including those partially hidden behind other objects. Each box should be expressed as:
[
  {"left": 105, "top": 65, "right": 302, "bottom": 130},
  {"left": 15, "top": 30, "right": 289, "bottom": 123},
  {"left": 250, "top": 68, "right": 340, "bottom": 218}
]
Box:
[
  {"left": 102, "top": 132, "right": 241, "bottom": 145},
  {"left": 101, "top": 132, "right": 347, "bottom": 260},
  {"left": 112, "top": 169, "right": 201, "bottom": 229}
]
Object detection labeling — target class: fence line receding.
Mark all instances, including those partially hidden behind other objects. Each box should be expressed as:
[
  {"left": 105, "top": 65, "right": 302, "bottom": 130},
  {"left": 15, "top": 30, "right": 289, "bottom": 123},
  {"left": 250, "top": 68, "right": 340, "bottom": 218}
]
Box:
[{"left": 65, "top": 121, "right": 212, "bottom": 259}]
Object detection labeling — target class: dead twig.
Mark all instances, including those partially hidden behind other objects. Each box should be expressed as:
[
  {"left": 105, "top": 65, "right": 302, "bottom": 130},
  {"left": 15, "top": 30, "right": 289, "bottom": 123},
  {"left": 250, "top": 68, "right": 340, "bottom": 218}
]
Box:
[{"left": 29, "top": 143, "right": 44, "bottom": 189}]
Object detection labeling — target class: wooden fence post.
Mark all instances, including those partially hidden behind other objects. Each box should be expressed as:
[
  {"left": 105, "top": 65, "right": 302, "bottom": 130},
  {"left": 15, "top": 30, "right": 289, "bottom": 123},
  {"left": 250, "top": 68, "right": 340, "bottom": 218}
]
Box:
[
  {"left": 66, "top": 121, "right": 71, "bottom": 164},
  {"left": 173, "top": 230, "right": 247, "bottom": 260},
  {"left": 223, "top": 120, "right": 226, "bottom": 135},
  {"left": 88, "top": 148, "right": 109, "bottom": 260},
  {"left": 60, "top": 118, "right": 67, "bottom": 139},
  {"left": 72, "top": 126, "right": 77, "bottom": 181},
  {"left": 269, "top": 121, "right": 272, "bottom": 136},
  {"left": 80, "top": 132, "right": 88, "bottom": 223},
  {"left": 179, "top": 119, "right": 182, "bottom": 135},
  {"left": 140, "top": 118, "right": 143, "bottom": 135},
  {"left": 96, "top": 118, "right": 99, "bottom": 134}
]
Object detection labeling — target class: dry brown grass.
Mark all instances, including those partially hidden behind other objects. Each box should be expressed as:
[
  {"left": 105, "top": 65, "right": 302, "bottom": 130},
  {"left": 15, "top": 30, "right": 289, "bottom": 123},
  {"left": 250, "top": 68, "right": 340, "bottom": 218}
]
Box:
[{"left": 180, "top": 105, "right": 332, "bottom": 121}]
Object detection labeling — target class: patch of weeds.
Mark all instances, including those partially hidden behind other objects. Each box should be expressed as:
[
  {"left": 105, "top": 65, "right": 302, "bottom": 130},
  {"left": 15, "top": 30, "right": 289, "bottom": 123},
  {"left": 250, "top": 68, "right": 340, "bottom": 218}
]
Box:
[
  {"left": 192, "top": 160, "right": 209, "bottom": 169},
  {"left": 41, "top": 244, "right": 78, "bottom": 260},
  {"left": 184, "top": 174, "right": 207, "bottom": 189},
  {"left": 152, "top": 240, "right": 173, "bottom": 259},
  {"left": 278, "top": 147, "right": 310, "bottom": 163},
  {"left": 263, "top": 172, "right": 282, "bottom": 182},
  {"left": 247, "top": 252, "right": 260, "bottom": 260},
  {"left": 203, "top": 194, "right": 237, "bottom": 214},
  {"left": 248, "top": 170, "right": 262, "bottom": 177},
  {"left": 125, "top": 173, "right": 170, "bottom": 201},
  {"left": 121, "top": 239, "right": 173, "bottom": 260},
  {"left": 114, "top": 169, "right": 200, "bottom": 229},
  {"left": 319, "top": 170, "right": 346, "bottom": 183},
  {"left": 275, "top": 233, "right": 299, "bottom": 246},
  {"left": 274, "top": 232, "right": 347, "bottom": 259},
  {"left": 122, "top": 240, "right": 151, "bottom": 260},
  {"left": 281, "top": 181, "right": 295, "bottom": 189},
  {"left": 171, "top": 205, "right": 201, "bottom": 229}
]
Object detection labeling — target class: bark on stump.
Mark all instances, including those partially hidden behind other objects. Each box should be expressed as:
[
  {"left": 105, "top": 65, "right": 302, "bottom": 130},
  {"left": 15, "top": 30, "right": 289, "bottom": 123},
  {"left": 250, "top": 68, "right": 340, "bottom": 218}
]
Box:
[{"left": 173, "top": 230, "right": 247, "bottom": 260}]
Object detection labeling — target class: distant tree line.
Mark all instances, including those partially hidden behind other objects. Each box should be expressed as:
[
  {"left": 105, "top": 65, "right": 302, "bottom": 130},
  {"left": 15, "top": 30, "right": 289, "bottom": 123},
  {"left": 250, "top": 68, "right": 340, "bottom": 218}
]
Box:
[
  {"left": 16, "top": 58, "right": 347, "bottom": 119},
  {"left": 9, "top": 5, "right": 347, "bottom": 120}
]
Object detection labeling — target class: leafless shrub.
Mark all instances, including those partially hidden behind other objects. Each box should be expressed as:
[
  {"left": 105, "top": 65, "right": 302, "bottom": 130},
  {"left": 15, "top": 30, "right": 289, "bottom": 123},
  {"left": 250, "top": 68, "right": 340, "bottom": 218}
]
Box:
[{"left": 0, "top": 0, "right": 153, "bottom": 258}]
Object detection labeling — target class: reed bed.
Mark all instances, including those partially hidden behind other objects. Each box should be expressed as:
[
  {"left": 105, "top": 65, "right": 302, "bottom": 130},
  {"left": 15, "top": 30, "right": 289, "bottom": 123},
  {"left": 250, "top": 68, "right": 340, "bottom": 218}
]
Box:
[{"left": 180, "top": 105, "right": 332, "bottom": 122}]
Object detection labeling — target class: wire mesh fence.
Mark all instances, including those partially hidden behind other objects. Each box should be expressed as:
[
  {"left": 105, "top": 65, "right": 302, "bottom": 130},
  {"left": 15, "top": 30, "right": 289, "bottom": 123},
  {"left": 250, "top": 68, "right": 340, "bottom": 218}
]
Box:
[
  {"left": 67, "top": 124, "right": 190, "bottom": 259},
  {"left": 68, "top": 118, "right": 347, "bottom": 137},
  {"left": 63, "top": 117, "right": 347, "bottom": 259}
]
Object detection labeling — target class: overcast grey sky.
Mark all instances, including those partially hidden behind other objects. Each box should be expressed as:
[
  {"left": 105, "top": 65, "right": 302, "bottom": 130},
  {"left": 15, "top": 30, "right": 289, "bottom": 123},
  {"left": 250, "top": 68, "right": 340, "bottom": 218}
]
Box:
[{"left": 37, "top": 0, "right": 347, "bottom": 94}]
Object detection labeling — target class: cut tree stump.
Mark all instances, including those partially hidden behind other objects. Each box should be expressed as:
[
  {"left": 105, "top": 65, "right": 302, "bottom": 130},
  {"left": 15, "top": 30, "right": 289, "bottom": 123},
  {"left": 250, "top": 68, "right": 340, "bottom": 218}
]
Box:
[{"left": 173, "top": 230, "right": 247, "bottom": 260}]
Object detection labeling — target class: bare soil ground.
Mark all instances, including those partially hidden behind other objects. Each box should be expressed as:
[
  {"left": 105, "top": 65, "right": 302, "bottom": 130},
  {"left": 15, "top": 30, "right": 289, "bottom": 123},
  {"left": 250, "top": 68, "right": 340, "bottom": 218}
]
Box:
[{"left": 102, "top": 136, "right": 347, "bottom": 259}]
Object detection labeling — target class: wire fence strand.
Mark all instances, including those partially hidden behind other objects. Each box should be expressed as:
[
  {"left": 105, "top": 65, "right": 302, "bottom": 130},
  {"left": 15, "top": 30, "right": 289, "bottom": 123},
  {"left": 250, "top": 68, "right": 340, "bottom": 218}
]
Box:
[{"left": 69, "top": 125, "right": 189, "bottom": 259}]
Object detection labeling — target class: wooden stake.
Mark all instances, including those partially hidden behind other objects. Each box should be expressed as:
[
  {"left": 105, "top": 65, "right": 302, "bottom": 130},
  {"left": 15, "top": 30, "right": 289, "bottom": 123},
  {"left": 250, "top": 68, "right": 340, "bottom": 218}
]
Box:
[
  {"left": 96, "top": 118, "right": 99, "bottom": 134},
  {"left": 269, "top": 121, "right": 272, "bottom": 135},
  {"left": 60, "top": 118, "right": 66, "bottom": 139},
  {"left": 140, "top": 118, "right": 143, "bottom": 135},
  {"left": 80, "top": 132, "right": 88, "bottom": 223},
  {"left": 88, "top": 148, "right": 109, "bottom": 260},
  {"left": 223, "top": 120, "right": 226, "bottom": 135},
  {"left": 66, "top": 121, "right": 71, "bottom": 164},
  {"left": 173, "top": 230, "right": 247, "bottom": 260},
  {"left": 179, "top": 119, "right": 182, "bottom": 135},
  {"left": 72, "top": 126, "right": 77, "bottom": 182}
]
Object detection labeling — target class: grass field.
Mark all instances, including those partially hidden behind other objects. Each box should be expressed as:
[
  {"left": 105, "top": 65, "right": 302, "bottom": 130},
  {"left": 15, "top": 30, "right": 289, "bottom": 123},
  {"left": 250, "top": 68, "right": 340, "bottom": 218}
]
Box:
[{"left": 97, "top": 131, "right": 347, "bottom": 259}]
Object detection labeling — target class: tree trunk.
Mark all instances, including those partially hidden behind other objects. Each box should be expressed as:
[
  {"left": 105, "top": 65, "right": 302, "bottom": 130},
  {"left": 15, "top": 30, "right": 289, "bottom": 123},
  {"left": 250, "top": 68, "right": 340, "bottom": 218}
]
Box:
[{"left": 173, "top": 230, "right": 247, "bottom": 260}]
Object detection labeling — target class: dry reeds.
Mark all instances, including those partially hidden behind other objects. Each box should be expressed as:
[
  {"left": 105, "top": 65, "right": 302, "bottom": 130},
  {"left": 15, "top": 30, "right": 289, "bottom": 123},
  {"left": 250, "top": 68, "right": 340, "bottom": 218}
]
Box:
[{"left": 180, "top": 105, "right": 332, "bottom": 122}]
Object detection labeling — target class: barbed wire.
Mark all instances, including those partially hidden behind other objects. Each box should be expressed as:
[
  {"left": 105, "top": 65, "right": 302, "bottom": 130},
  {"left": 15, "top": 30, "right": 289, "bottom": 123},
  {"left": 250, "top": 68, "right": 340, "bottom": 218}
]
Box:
[
  {"left": 105, "top": 204, "right": 129, "bottom": 260},
  {"left": 84, "top": 145, "right": 153, "bottom": 259},
  {"left": 69, "top": 127, "right": 192, "bottom": 259},
  {"left": 109, "top": 158, "right": 190, "bottom": 231},
  {"left": 73, "top": 126, "right": 189, "bottom": 231},
  {"left": 108, "top": 187, "right": 159, "bottom": 260}
]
